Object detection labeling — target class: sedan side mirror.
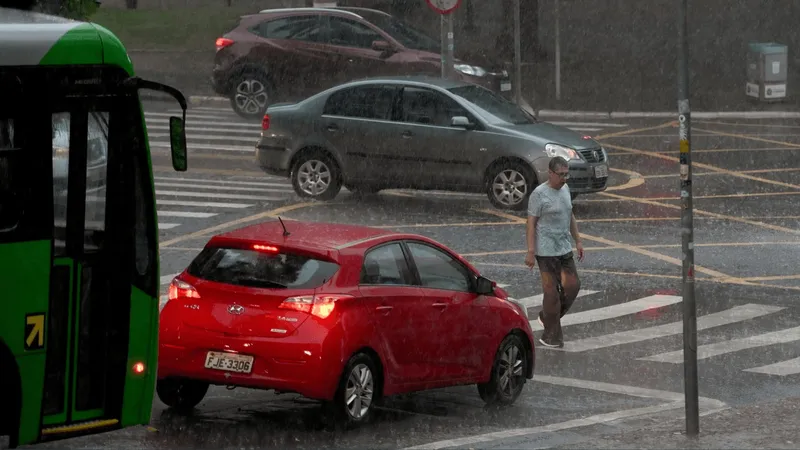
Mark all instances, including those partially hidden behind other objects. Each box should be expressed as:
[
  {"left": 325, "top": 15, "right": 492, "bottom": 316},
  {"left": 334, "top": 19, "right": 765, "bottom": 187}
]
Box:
[
  {"left": 476, "top": 276, "right": 494, "bottom": 295},
  {"left": 451, "top": 116, "right": 475, "bottom": 129}
]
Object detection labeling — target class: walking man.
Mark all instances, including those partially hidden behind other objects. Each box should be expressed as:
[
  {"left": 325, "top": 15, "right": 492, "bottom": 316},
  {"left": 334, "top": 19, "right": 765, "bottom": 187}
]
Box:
[{"left": 524, "top": 157, "right": 584, "bottom": 348}]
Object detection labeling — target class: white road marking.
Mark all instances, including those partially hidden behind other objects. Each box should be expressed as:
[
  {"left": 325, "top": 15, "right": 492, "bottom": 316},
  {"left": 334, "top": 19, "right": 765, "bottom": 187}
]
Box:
[
  {"left": 156, "top": 190, "right": 284, "bottom": 201},
  {"left": 548, "top": 304, "right": 784, "bottom": 352},
  {"left": 158, "top": 223, "right": 181, "bottom": 230},
  {"left": 548, "top": 121, "right": 630, "bottom": 128},
  {"left": 743, "top": 356, "right": 800, "bottom": 376},
  {"left": 145, "top": 111, "right": 248, "bottom": 121},
  {"left": 514, "top": 289, "right": 599, "bottom": 310},
  {"left": 496, "top": 283, "right": 510, "bottom": 288},
  {"left": 153, "top": 176, "right": 285, "bottom": 187},
  {"left": 639, "top": 325, "right": 800, "bottom": 363},
  {"left": 146, "top": 124, "right": 259, "bottom": 133},
  {"left": 155, "top": 199, "right": 252, "bottom": 208},
  {"left": 529, "top": 294, "right": 679, "bottom": 331},
  {"left": 154, "top": 182, "right": 291, "bottom": 193},
  {"left": 149, "top": 141, "right": 254, "bottom": 152},
  {"left": 157, "top": 211, "right": 217, "bottom": 218},
  {"left": 146, "top": 119, "right": 259, "bottom": 129},
  {"left": 160, "top": 273, "right": 179, "bottom": 285},
  {"left": 402, "top": 375, "right": 727, "bottom": 450},
  {"left": 568, "top": 127, "right": 603, "bottom": 131},
  {"left": 149, "top": 133, "right": 257, "bottom": 143}
]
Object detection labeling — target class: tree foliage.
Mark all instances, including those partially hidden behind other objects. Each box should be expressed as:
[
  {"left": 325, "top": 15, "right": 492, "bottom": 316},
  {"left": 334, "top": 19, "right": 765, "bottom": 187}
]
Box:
[{"left": 0, "top": 0, "right": 99, "bottom": 19}]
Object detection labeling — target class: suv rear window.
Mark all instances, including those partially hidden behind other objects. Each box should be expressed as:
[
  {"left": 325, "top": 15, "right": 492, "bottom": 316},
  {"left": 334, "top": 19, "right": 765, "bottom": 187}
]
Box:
[{"left": 187, "top": 246, "right": 339, "bottom": 289}]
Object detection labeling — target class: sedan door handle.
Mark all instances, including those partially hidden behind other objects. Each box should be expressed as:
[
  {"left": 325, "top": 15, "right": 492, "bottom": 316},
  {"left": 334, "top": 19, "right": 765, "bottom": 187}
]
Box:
[
  {"left": 376, "top": 306, "right": 393, "bottom": 314},
  {"left": 401, "top": 130, "right": 413, "bottom": 139},
  {"left": 327, "top": 124, "right": 339, "bottom": 132},
  {"left": 432, "top": 303, "right": 448, "bottom": 308}
]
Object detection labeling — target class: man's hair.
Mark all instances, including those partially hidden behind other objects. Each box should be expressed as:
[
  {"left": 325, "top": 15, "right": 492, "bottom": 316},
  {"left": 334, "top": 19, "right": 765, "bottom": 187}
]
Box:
[{"left": 549, "top": 156, "right": 569, "bottom": 171}]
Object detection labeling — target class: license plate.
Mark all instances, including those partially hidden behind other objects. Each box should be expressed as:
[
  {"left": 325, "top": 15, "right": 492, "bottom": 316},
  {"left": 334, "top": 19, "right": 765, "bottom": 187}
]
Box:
[
  {"left": 204, "top": 351, "right": 254, "bottom": 374},
  {"left": 501, "top": 82, "right": 512, "bottom": 92},
  {"left": 594, "top": 165, "right": 609, "bottom": 178}
]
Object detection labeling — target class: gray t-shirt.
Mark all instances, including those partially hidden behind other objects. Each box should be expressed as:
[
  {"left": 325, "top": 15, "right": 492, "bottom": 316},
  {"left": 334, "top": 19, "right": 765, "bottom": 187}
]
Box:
[{"left": 527, "top": 182, "right": 574, "bottom": 257}]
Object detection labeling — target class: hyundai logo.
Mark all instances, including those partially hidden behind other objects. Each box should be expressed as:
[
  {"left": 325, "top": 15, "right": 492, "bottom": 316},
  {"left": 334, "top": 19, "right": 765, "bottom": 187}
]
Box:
[{"left": 228, "top": 304, "right": 244, "bottom": 315}]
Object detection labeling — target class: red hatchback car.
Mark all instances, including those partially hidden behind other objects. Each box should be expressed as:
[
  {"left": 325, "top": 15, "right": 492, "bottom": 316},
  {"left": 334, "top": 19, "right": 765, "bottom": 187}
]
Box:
[{"left": 157, "top": 219, "right": 535, "bottom": 424}]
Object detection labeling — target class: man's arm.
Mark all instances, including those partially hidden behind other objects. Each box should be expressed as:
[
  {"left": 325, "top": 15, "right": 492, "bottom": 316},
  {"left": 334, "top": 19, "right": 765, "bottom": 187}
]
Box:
[
  {"left": 569, "top": 212, "right": 581, "bottom": 244},
  {"left": 526, "top": 216, "right": 538, "bottom": 253}
]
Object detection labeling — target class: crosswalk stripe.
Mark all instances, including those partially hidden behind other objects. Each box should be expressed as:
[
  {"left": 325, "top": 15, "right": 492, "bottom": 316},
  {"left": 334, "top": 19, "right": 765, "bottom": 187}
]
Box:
[
  {"left": 158, "top": 223, "right": 181, "bottom": 230},
  {"left": 146, "top": 119, "right": 259, "bottom": 129},
  {"left": 149, "top": 141, "right": 254, "bottom": 152},
  {"left": 145, "top": 111, "right": 243, "bottom": 121},
  {"left": 157, "top": 211, "right": 217, "bottom": 218},
  {"left": 155, "top": 182, "right": 291, "bottom": 193},
  {"left": 743, "top": 356, "right": 800, "bottom": 376},
  {"left": 514, "top": 289, "right": 599, "bottom": 309},
  {"left": 568, "top": 127, "right": 602, "bottom": 131},
  {"left": 146, "top": 124, "right": 260, "bottom": 134},
  {"left": 153, "top": 176, "right": 287, "bottom": 187},
  {"left": 156, "top": 190, "right": 284, "bottom": 201},
  {"left": 549, "top": 303, "right": 784, "bottom": 352},
  {"left": 149, "top": 133, "right": 258, "bottom": 143},
  {"left": 638, "top": 325, "right": 800, "bottom": 363},
  {"left": 155, "top": 199, "right": 252, "bottom": 208},
  {"left": 528, "top": 293, "right": 676, "bottom": 331}
]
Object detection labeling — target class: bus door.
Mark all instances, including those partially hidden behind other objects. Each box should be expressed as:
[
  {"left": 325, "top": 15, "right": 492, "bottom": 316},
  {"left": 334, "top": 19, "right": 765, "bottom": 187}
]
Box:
[{"left": 42, "top": 93, "right": 133, "bottom": 429}]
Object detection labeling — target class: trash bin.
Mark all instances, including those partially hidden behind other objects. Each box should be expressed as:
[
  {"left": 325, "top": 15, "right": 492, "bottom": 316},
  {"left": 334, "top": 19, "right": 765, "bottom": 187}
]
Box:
[{"left": 746, "top": 42, "right": 788, "bottom": 101}]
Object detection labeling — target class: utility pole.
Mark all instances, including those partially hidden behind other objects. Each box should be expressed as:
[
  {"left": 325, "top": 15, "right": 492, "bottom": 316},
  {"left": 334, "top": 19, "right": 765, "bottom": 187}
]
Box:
[
  {"left": 513, "top": 0, "right": 522, "bottom": 105},
  {"left": 677, "top": 0, "right": 699, "bottom": 438}
]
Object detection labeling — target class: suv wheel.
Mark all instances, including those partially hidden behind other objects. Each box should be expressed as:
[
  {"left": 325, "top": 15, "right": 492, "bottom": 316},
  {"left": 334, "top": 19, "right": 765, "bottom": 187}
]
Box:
[
  {"left": 487, "top": 161, "right": 535, "bottom": 210},
  {"left": 290, "top": 150, "right": 342, "bottom": 201},
  {"left": 230, "top": 71, "right": 271, "bottom": 120}
]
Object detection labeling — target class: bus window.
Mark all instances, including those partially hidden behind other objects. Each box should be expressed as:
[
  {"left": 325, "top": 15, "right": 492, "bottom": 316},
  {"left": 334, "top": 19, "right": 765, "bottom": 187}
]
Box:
[
  {"left": 0, "top": 117, "right": 21, "bottom": 231},
  {"left": 52, "top": 112, "right": 70, "bottom": 255},
  {"left": 85, "top": 111, "right": 109, "bottom": 252}
]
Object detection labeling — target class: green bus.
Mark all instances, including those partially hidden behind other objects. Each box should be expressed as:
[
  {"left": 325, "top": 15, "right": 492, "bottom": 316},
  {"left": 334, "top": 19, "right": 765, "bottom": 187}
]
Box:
[{"left": 0, "top": 7, "right": 188, "bottom": 448}]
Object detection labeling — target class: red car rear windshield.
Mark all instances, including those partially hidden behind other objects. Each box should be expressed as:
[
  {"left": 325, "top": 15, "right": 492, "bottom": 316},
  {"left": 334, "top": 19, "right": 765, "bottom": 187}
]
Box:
[{"left": 187, "top": 246, "right": 339, "bottom": 289}]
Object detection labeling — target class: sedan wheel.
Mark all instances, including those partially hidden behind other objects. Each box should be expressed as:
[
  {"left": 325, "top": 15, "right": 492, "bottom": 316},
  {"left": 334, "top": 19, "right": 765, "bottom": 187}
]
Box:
[
  {"left": 478, "top": 334, "right": 528, "bottom": 406},
  {"left": 487, "top": 162, "right": 534, "bottom": 210},
  {"left": 290, "top": 150, "right": 342, "bottom": 201}
]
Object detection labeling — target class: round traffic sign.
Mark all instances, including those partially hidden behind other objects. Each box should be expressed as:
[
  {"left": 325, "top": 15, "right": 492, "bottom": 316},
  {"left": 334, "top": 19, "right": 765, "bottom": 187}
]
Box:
[{"left": 425, "top": 0, "right": 462, "bottom": 14}]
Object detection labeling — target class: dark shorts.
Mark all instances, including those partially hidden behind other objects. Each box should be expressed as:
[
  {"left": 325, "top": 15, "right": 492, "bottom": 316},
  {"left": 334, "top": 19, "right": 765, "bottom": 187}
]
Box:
[{"left": 535, "top": 251, "right": 577, "bottom": 276}]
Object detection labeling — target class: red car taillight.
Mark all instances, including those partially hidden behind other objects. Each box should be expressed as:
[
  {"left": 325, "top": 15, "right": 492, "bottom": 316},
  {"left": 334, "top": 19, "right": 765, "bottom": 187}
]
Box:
[
  {"left": 278, "top": 294, "right": 353, "bottom": 319},
  {"left": 261, "top": 114, "right": 270, "bottom": 130},
  {"left": 168, "top": 278, "right": 200, "bottom": 301},
  {"left": 215, "top": 37, "right": 234, "bottom": 51}
]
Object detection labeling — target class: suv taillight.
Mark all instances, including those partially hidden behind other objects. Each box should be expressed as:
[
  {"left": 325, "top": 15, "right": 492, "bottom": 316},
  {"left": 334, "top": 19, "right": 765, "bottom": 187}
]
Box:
[
  {"left": 215, "top": 37, "right": 234, "bottom": 51},
  {"left": 262, "top": 114, "right": 270, "bottom": 130}
]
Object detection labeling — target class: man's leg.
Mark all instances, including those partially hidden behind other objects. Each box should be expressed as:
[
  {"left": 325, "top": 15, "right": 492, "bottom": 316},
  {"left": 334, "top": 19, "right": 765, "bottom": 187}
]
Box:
[
  {"left": 558, "top": 252, "right": 581, "bottom": 318},
  {"left": 536, "top": 256, "right": 564, "bottom": 347}
]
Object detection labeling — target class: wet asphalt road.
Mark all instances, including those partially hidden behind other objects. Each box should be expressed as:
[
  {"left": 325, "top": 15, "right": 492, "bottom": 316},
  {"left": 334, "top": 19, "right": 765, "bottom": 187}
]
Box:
[{"left": 20, "top": 103, "right": 800, "bottom": 449}]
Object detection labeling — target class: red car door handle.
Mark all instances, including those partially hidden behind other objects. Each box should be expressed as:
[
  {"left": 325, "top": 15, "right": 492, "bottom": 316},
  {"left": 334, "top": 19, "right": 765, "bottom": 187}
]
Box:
[
  {"left": 432, "top": 303, "right": 447, "bottom": 308},
  {"left": 376, "top": 306, "right": 393, "bottom": 313}
]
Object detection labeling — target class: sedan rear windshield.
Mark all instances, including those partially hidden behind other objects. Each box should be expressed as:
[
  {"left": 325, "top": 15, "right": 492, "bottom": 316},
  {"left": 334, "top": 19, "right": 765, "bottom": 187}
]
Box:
[
  {"left": 447, "top": 85, "right": 538, "bottom": 125},
  {"left": 187, "top": 246, "right": 339, "bottom": 289}
]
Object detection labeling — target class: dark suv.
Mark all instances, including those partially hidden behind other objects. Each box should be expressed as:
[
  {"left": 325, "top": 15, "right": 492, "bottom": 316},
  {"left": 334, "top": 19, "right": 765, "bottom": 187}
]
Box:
[{"left": 212, "top": 7, "right": 513, "bottom": 119}]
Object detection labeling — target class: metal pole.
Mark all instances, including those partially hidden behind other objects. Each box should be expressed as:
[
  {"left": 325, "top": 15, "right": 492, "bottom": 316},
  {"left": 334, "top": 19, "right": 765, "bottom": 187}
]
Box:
[
  {"left": 677, "top": 0, "right": 699, "bottom": 438},
  {"left": 447, "top": 13, "right": 454, "bottom": 77},
  {"left": 441, "top": 14, "right": 447, "bottom": 78},
  {"left": 513, "top": 0, "right": 522, "bottom": 105},
  {"left": 555, "top": 0, "right": 561, "bottom": 101}
]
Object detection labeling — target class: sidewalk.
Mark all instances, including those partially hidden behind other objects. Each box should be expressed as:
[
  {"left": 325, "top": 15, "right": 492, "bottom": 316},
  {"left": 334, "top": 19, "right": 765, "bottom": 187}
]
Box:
[{"left": 550, "top": 396, "right": 800, "bottom": 449}]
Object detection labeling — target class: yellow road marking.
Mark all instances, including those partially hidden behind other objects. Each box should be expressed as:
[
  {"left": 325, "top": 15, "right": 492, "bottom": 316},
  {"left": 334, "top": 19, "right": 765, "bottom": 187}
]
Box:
[
  {"left": 152, "top": 166, "right": 266, "bottom": 177},
  {"left": 581, "top": 190, "right": 800, "bottom": 202},
  {"left": 695, "top": 127, "right": 800, "bottom": 149},
  {"left": 474, "top": 262, "right": 800, "bottom": 292},
  {"left": 599, "top": 191, "right": 800, "bottom": 236},
  {"left": 159, "top": 202, "right": 319, "bottom": 248},
  {"left": 740, "top": 274, "right": 800, "bottom": 282},
  {"left": 606, "top": 168, "right": 645, "bottom": 191},
  {"left": 475, "top": 208, "right": 524, "bottom": 222},
  {"left": 602, "top": 143, "right": 800, "bottom": 191},
  {"left": 375, "top": 221, "right": 516, "bottom": 229},
  {"left": 594, "top": 121, "right": 676, "bottom": 140},
  {"left": 643, "top": 167, "right": 800, "bottom": 179},
  {"left": 461, "top": 240, "right": 800, "bottom": 257},
  {"left": 695, "top": 120, "right": 800, "bottom": 129},
  {"left": 607, "top": 147, "right": 800, "bottom": 156}
]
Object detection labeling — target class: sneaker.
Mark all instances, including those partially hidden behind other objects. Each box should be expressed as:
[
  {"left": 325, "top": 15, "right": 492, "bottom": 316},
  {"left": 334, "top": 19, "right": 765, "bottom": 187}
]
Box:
[{"left": 539, "top": 336, "right": 564, "bottom": 348}]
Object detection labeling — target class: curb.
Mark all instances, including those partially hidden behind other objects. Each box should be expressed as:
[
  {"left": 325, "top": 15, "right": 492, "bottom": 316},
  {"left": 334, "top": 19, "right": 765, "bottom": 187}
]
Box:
[{"left": 140, "top": 94, "right": 800, "bottom": 120}]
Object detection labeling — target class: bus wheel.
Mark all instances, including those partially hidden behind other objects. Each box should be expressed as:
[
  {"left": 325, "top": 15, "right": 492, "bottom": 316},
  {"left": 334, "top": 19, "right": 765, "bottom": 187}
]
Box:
[{"left": 156, "top": 378, "right": 208, "bottom": 411}]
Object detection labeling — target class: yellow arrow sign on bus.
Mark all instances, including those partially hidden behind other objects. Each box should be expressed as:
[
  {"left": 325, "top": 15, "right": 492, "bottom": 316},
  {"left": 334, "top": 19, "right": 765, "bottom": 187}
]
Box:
[{"left": 25, "top": 314, "right": 45, "bottom": 350}]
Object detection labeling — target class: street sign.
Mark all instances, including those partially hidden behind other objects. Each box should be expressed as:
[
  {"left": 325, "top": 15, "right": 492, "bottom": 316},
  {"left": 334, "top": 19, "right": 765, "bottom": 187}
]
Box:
[{"left": 426, "top": 0, "right": 461, "bottom": 15}]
